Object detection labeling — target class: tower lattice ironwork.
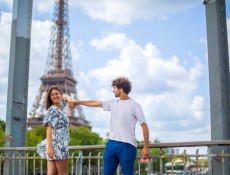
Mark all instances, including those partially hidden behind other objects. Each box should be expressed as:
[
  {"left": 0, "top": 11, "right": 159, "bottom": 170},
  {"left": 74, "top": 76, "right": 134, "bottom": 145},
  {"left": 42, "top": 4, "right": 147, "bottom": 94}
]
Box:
[{"left": 27, "top": 0, "right": 91, "bottom": 129}]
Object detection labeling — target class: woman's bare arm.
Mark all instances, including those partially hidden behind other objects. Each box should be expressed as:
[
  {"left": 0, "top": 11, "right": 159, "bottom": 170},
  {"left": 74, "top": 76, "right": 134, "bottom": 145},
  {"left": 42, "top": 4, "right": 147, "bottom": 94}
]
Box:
[{"left": 46, "top": 125, "right": 54, "bottom": 159}]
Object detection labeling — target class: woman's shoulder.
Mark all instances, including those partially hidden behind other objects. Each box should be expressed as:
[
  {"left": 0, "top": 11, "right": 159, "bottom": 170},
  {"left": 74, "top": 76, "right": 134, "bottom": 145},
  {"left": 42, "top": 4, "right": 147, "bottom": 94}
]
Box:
[{"left": 47, "top": 105, "right": 58, "bottom": 114}]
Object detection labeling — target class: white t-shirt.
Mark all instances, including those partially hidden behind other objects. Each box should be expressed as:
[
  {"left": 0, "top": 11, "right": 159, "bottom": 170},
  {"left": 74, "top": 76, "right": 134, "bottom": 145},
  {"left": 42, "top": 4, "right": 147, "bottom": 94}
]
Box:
[{"left": 102, "top": 98, "right": 147, "bottom": 147}]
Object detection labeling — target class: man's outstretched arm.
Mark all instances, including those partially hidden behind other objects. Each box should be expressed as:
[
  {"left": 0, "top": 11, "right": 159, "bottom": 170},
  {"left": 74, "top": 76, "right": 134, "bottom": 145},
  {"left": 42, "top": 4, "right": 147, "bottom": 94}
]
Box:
[{"left": 73, "top": 100, "right": 102, "bottom": 107}]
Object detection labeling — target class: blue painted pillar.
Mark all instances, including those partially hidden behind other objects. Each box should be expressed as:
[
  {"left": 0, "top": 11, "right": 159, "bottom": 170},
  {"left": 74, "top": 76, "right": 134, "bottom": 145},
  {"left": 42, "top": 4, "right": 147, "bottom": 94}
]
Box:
[
  {"left": 204, "top": 0, "right": 230, "bottom": 174},
  {"left": 4, "top": 0, "right": 33, "bottom": 174}
]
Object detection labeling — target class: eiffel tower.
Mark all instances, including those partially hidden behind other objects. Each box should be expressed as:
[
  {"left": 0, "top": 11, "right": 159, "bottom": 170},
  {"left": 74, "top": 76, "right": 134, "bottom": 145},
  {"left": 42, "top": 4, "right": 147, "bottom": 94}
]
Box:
[{"left": 27, "top": 0, "right": 91, "bottom": 129}]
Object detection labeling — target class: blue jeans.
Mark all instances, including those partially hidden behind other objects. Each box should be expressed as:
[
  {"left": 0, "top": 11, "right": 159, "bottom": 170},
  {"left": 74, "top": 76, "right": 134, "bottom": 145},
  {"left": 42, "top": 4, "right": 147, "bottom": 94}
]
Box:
[{"left": 103, "top": 140, "right": 137, "bottom": 175}]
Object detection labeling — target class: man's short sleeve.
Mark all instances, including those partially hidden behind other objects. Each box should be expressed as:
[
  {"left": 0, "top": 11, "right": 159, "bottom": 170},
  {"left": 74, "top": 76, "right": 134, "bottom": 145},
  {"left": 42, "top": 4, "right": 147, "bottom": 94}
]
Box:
[
  {"left": 102, "top": 100, "right": 113, "bottom": 111},
  {"left": 133, "top": 103, "right": 147, "bottom": 125},
  {"left": 102, "top": 99, "right": 117, "bottom": 111}
]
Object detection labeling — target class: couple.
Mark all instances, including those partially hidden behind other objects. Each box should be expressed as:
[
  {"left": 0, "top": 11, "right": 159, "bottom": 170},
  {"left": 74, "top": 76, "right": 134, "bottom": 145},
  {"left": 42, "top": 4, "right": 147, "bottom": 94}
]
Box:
[{"left": 37, "top": 76, "right": 150, "bottom": 175}]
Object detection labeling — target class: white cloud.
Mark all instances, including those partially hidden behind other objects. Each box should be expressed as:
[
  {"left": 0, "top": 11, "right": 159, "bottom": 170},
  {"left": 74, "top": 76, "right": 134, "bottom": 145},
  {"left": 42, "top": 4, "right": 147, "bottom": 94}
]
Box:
[
  {"left": 33, "top": 0, "right": 55, "bottom": 13},
  {"left": 29, "top": 19, "right": 52, "bottom": 75},
  {"left": 27, "top": 19, "right": 53, "bottom": 111},
  {"left": 0, "top": 0, "right": 12, "bottom": 7},
  {"left": 77, "top": 32, "right": 209, "bottom": 142},
  {"left": 0, "top": 12, "right": 11, "bottom": 120},
  {"left": 33, "top": 0, "right": 198, "bottom": 25},
  {"left": 73, "top": 0, "right": 197, "bottom": 25},
  {"left": 0, "top": 12, "right": 11, "bottom": 75},
  {"left": 191, "top": 96, "right": 205, "bottom": 120}
]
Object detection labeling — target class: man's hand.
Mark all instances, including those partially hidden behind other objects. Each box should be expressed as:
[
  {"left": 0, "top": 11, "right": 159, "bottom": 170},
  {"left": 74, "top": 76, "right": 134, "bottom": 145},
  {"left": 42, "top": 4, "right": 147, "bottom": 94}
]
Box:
[
  {"left": 141, "top": 147, "right": 150, "bottom": 160},
  {"left": 72, "top": 100, "right": 80, "bottom": 105}
]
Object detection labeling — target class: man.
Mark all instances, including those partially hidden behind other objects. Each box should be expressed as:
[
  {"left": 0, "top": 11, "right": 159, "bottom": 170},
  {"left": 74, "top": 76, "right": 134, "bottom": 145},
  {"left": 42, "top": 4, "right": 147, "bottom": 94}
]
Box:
[{"left": 73, "top": 76, "right": 149, "bottom": 175}]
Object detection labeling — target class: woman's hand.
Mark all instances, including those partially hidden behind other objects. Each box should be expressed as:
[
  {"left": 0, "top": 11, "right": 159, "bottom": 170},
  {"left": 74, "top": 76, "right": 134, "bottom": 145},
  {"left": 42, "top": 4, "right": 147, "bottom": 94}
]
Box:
[
  {"left": 62, "top": 94, "right": 72, "bottom": 102},
  {"left": 68, "top": 100, "right": 77, "bottom": 109},
  {"left": 47, "top": 146, "right": 54, "bottom": 159}
]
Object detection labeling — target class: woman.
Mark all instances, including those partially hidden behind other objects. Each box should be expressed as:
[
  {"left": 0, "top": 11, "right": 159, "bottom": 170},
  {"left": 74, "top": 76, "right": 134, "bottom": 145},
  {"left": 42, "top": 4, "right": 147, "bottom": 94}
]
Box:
[{"left": 37, "top": 86, "right": 73, "bottom": 175}]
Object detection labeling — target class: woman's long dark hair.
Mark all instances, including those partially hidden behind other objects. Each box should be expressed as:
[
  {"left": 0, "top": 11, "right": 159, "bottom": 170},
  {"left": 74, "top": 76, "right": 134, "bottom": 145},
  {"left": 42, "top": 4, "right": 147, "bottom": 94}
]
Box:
[{"left": 46, "top": 86, "right": 62, "bottom": 109}]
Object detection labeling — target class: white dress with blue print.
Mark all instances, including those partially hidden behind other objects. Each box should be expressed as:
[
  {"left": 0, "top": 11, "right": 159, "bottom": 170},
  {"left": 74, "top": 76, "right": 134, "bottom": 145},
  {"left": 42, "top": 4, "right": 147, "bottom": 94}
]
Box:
[{"left": 37, "top": 98, "right": 69, "bottom": 160}]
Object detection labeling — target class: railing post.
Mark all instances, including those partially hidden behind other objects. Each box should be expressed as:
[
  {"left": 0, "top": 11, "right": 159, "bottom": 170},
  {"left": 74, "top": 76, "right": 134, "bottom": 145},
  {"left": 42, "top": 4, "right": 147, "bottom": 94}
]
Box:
[
  {"left": 26, "top": 153, "right": 28, "bottom": 175},
  {"left": 147, "top": 158, "right": 152, "bottom": 175},
  {"left": 70, "top": 152, "right": 75, "bottom": 175},
  {"left": 196, "top": 149, "right": 199, "bottom": 173},
  {"left": 138, "top": 160, "right": 140, "bottom": 175},
  {"left": 222, "top": 149, "right": 225, "bottom": 175},
  {"left": 208, "top": 147, "right": 212, "bottom": 175},
  {"left": 3, "top": 152, "right": 9, "bottom": 175},
  {"left": 40, "top": 157, "right": 43, "bottom": 175},
  {"left": 12, "top": 154, "right": 15, "bottom": 175},
  {"left": 97, "top": 152, "right": 101, "bottom": 175},
  {"left": 171, "top": 149, "right": 174, "bottom": 174},
  {"left": 88, "top": 152, "right": 92, "bottom": 175},
  {"left": 0, "top": 153, "right": 2, "bottom": 175},
  {"left": 183, "top": 150, "right": 187, "bottom": 173},
  {"left": 18, "top": 151, "right": 22, "bottom": 175},
  {"left": 75, "top": 151, "right": 83, "bottom": 175},
  {"left": 159, "top": 148, "right": 163, "bottom": 175},
  {"left": 33, "top": 153, "right": 36, "bottom": 175}
]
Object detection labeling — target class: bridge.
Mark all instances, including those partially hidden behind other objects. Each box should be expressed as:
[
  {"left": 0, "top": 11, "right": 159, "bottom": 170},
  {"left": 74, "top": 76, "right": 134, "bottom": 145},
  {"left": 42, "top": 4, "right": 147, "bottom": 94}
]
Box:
[{"left": 2, "top": 0, "right": 230, "bottom": 174}]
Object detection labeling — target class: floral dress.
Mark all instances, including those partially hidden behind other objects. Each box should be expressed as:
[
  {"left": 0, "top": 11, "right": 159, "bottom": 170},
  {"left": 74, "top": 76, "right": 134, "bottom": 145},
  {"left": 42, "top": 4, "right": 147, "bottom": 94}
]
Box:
[{"left": 37, "top": 98, "right": 69, "bottom": 160}]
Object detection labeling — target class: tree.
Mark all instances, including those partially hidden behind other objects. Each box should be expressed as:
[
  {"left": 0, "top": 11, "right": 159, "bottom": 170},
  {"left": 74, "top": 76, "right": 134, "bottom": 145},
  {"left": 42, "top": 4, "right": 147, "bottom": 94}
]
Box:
[
  {"left": 26, "top": 126, "right": 46, "bottom": 146},
  {"left": 0, "top": 129, "right": 4, "bottom": 147},
  {"left": 0, "top": 119, "right": 5, "bottom": 147},
  {"left": 0, "top": 119, "right": 5, "bottom": 131},
  {"left": 69, "top": 126, "right": 103, "bottom": 146},
  {"left": 69, "top": 126, "right": 103, "bottom": 156},
  {"left": 26, "top": 126, "right": 103, "bottom": 148}
]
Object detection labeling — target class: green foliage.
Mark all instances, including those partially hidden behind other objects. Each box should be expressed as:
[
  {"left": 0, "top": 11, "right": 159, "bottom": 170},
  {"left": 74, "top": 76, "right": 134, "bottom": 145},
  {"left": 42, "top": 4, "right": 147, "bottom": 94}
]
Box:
[
  {"left": 26, "top": 126, "right": 46, "bottom": 146},
  {"left": 0, "top": 119, "right": 5, "bottom": 131},
  {"left": 197, "top": 158, "right": 208, "bottom": 166},
  {"left": 26, "top": 126, "right": 103, "bottom": 147},
  {"left": 0, "top": 119, "right": 5, "bottom": 147},
  {"left": 0, "top": 129, "right": 4, "bottom": 147},
  {"left": 69, "top": 126, "right": 103, "bottom": 146},
  {"left": 69, "top": 126, "right": 103, "bottom": 160}
]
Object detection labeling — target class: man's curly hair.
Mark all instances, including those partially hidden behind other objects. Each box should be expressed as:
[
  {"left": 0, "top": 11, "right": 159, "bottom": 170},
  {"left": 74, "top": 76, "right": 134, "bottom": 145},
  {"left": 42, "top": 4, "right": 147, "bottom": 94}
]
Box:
[{"left": 111, "top": 76, "right": 132, "bottom": 94}]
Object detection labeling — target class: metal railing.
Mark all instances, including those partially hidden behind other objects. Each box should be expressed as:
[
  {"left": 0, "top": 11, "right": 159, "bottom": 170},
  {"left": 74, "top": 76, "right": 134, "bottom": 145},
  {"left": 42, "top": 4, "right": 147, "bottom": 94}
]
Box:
[{"left": 1, "top": 140, "right": 230, "bottom": 175}]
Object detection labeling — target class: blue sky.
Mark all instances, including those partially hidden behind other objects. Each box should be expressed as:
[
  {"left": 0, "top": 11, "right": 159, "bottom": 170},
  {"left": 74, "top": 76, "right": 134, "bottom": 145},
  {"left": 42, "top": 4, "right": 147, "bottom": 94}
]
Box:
[{"left": 0, "top": 0, "right": 230, "bottom": 149}]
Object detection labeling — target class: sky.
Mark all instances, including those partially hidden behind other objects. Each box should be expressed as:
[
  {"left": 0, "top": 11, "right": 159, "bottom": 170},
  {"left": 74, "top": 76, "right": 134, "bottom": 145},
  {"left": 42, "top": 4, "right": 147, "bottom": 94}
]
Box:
[{"left": 0, "top": 0, "right": 230, "bottom": 153}]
